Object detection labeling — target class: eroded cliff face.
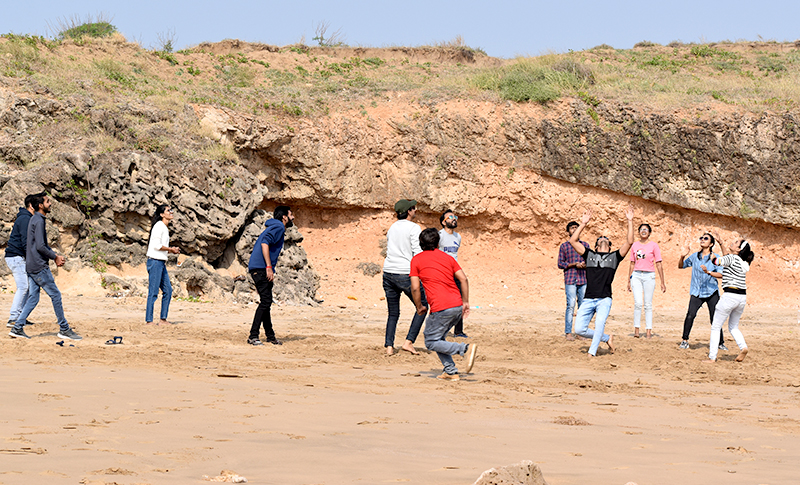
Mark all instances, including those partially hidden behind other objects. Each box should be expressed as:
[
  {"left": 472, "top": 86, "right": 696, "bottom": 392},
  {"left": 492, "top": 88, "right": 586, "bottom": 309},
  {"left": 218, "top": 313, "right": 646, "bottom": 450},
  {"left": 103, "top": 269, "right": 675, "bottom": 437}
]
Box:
[
  {"left": 1, "top": 84, "right": 798, "bottom": 302},
  {"left": 226, "top": 98, "right": 800, "bottom": 228}
]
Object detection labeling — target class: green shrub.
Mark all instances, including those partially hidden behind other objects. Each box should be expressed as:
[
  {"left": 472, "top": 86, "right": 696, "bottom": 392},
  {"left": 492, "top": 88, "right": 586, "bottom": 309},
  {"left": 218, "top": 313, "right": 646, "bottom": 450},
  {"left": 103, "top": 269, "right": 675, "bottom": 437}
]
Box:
[
  {"left": 472, "top": 60, "right": 591, "bottom": 103},
  {"left": 56, "top": 15, "right": 117, "bottom": 41},
  {"left": 634, "top": 41, "right": 658, "bottom": 48},
  {"left": 756, "top": 55, "right": 786, "bottom": 73}
]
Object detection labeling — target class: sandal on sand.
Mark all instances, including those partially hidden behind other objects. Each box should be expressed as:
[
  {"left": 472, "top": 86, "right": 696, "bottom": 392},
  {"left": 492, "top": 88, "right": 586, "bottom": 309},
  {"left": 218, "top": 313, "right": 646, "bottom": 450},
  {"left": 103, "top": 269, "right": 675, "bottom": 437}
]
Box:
[{"left": 105, "top": 336, "right": 123, "bottom": 345}]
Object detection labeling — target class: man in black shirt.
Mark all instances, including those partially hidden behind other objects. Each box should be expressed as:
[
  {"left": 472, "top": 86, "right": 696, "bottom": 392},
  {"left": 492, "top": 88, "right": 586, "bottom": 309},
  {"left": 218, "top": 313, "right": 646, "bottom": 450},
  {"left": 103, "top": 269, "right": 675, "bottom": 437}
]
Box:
[{"left": 569, "top": 205, "right": 634, "bottom": 356}]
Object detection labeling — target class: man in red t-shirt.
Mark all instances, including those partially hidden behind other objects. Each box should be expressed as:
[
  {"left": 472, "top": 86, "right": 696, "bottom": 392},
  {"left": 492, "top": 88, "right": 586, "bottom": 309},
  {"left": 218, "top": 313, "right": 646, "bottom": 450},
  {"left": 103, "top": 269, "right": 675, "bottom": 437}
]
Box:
[{"left": 410, "top": 228, "right": 478, "bottom": 381}]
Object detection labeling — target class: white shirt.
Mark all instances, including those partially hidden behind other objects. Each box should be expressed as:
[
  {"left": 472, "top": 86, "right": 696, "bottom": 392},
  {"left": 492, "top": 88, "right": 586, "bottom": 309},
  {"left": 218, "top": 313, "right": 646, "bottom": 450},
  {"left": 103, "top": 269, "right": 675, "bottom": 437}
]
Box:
[
  {"left": 147, "top": 221, "right": 170, "bottom": 261},
  {"left": 383, "top": 219, "right": 422, "bottom": 274}
]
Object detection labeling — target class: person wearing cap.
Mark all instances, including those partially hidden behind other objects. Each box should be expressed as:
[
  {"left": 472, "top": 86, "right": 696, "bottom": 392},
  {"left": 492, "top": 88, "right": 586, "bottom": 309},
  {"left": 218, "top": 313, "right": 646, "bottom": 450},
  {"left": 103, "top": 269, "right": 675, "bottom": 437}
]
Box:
[
  {"left": 382, "top": 199, "right": 427, "bottom": 355},
  {"left": 568, "top": 205, "right": 635, "bottom": 356},
  {"left": 558, "top": 221, "right": 589, "bottom": 341}
]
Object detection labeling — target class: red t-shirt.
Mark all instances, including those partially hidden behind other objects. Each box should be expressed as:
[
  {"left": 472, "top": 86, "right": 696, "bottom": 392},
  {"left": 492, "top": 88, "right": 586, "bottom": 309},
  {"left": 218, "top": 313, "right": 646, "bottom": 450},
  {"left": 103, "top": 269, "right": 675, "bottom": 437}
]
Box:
[{"left": 409, "top": 249, "right": 463, "bottom": 313}]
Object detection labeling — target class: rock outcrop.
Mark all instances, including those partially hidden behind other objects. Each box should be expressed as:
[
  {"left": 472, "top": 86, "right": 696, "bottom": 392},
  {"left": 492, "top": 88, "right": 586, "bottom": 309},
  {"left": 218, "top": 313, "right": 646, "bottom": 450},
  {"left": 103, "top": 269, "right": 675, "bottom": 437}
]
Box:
[{"left": 473, "top": 460, "right": 549, "bottom": 485}]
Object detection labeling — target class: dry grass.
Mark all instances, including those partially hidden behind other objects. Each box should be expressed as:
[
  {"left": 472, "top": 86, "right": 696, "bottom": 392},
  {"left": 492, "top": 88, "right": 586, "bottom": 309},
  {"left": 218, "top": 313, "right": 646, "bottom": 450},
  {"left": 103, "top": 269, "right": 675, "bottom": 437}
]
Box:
[{"left": 2, "top": 34, "right": 800, "bottom": 165}]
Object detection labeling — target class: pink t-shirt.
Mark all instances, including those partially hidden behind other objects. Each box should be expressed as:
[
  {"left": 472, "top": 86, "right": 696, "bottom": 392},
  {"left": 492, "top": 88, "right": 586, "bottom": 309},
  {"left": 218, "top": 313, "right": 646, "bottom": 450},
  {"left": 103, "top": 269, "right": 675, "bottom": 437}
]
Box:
[{"left": 630, "top": 241, "right": 662, "bottom": 272}]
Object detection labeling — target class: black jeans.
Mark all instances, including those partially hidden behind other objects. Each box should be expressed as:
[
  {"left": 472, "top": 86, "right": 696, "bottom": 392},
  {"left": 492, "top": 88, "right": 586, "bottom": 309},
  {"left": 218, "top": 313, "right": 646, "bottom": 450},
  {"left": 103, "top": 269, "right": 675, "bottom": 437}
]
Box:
[
  {"left": 682, "top": 291, "right": 723, "bottom": 344},
  {"left": 453, "top": 277, "right": 464, "bottom": 335},
  {"left": 249, "top": 269, "right": 276, "bottom": 341},
  {"left": 383, "top": 272, "right": 427, "bottom": 348}
]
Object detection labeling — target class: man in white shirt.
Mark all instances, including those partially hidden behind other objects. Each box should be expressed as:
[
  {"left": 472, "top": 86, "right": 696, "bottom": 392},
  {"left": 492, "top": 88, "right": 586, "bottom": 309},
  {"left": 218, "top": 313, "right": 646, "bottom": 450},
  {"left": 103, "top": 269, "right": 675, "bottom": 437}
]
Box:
[
  {"left": 438, "top": 209, "right": 467, "bottom": 338},
  {"left": 382, "top": 199, "right": 427, "bottom": 355}
]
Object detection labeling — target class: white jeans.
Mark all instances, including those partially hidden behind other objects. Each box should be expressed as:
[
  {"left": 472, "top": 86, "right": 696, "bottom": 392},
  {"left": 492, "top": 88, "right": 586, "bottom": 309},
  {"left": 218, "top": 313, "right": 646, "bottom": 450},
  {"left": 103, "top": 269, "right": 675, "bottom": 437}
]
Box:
[
  {"left": 631, "top": 271, "right": 655, "bottom": 329},
  {"left": 709, "top": 292, "right": 747, "bottom": 360}
]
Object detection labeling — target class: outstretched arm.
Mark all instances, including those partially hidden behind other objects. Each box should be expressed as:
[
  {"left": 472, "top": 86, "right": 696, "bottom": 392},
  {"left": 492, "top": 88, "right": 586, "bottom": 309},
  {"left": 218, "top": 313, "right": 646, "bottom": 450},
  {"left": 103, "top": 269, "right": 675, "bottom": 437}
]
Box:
[
  {"left": 569, "top": 211, "right": 591, "bottom": 256},
  {"left": 618, "top": 204, "right": 635, "bottom": 257},
  {"left": 454, "top": 269, "right": 470, "bottom": 319}
]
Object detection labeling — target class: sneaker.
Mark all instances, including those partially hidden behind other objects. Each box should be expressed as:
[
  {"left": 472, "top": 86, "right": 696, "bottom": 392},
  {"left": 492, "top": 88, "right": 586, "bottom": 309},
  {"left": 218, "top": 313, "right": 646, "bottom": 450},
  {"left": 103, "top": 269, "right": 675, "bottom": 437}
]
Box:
[
  {"left": 679, "top": 341, "right": 689, "bottom": 349},
  {"left": 57, "top": 328, "right": 82, "bottom": 341},
  {"left": 6, "top": 320, "right": 14, "bottom": 328},
  {"left": 454, "top": 332, "right": 469, "bottom": 338},
  {"left": 437, "top": 373, "right": 460, "bottom": 381},
  {"left": 9, "top": 327, "right": 30, "bottom": 339},
  {"left": 464, "top": 343, "right": 478, "bottom": 374},
  {"left": 718, "top": 344, "right": 728, "bottom": 351},
  {"left": 247, "top": 338, "right": 264, "bottom": 346},
  {"left": 266, "top": 338, "right": 283, "bottom": 346}
]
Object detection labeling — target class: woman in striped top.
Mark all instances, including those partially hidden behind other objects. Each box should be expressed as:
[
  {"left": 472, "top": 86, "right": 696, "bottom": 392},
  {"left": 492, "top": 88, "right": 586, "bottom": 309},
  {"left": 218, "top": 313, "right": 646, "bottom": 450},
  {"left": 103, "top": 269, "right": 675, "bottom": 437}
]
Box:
[{"left": 704, "top": 237, "right": 754, "bottom": 363}]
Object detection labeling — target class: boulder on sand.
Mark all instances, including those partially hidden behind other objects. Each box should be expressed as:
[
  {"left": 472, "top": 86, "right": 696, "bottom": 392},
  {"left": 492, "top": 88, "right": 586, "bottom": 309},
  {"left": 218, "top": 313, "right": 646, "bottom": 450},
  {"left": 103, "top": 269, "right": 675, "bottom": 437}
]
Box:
[{"left": 473, "top": 460, "right": 548, "bottom": 485}]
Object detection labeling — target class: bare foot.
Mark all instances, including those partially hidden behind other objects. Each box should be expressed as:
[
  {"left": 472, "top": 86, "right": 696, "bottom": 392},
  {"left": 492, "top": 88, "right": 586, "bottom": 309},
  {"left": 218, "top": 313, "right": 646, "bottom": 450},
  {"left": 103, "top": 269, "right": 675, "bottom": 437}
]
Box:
[
  {"left": 401, "top": 340, "right": 419, "bottom": 355},
  {"left": 702, "top": 359, "right": 716, "bottom": 364},
  {"left": 160, "top": 319, "right": 170, "bottom": 325},
  {"left": 385, "top": 346, "right": 395, "bottom": 355},
  {"left": 566, "top": 333, "right": 575, "bottom": 341},
  {"left": 146, "top": 321, "right": 158, "bottom": 326},
  {"left": 633, "top": 329, "right": 640, "bottom": 338},
  {"left": 735, "top": 348, "right": 748, "bottom": 362},
  {"left": 607, "top": 334, "right": 616, "bottom": 354},
  {"left": 646, "top": 329, "right": 652, "bottom": 339}
]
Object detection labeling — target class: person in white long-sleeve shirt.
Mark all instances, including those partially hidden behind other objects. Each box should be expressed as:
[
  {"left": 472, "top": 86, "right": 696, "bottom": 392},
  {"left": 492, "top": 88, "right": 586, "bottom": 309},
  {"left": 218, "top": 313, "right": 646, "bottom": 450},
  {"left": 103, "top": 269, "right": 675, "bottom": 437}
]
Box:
[
  {"left": 382, "top": 199, "right": 427, "bottom": 355},
  {"left": 146, "top": 204, "right": 181, "bottom": 325}
]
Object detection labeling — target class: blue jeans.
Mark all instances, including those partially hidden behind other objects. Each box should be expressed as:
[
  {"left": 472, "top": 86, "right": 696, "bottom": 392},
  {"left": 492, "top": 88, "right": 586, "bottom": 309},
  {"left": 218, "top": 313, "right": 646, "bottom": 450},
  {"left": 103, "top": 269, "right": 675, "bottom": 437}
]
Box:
[
  {"left": 423, "top": 306, "right": 467, "bottom": 375},
  {"left": 5, "top": 256, "right": 29, "bottom": 322},
  {"left": 13, "top": 267, "right": 69, "bottom": 332},
  {"left": 383, "top": 272, "right": 427, "bottom": 348},
  {"left": 574, "top": 297, "right": 612, "bottom": 356},
  {"left": 146, "top": 258, "right": 172, "bottom": 322},
  {"left": 564, "top": 283, "right": 586, "bottom": 334}
]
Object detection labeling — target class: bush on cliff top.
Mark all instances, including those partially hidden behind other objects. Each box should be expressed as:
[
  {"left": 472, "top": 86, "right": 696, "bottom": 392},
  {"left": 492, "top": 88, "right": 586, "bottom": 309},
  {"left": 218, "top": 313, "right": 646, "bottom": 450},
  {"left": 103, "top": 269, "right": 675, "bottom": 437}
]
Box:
[
  {"left": 472, "top": 58, "right": 593, "bottom": 103},
  {"left": 52, "top": 14, "right": 117, "bottom": 41}
]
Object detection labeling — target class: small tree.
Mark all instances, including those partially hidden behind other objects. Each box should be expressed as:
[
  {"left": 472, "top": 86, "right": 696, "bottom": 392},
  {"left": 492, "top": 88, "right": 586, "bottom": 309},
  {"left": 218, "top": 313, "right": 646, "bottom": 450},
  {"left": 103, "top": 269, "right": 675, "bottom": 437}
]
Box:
[{"left": 312, "top": 21, "right": 345, "bottom": 47}]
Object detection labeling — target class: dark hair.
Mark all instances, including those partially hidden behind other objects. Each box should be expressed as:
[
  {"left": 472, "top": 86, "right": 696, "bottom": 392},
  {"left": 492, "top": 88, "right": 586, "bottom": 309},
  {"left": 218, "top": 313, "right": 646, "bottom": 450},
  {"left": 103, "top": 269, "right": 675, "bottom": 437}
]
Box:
[
  {"left": 638, "top": 223, "right": 652, "bottom": 233},
  {"left": 738, "top": 241, "right": 755, "bottom": 264},
  {"left": 419, "top": 227, "right": 440, "bottom": 251},
  {"left": 150, "top": 204, "right": 170, "bottom": 232},
  {"left": 25, "top": 191, "right": 46, "bottom": 209},
  {"left": 440, "top": 209, "right": 454, "bottom": 227},
  {"left": 273, "top": 205, "right": 291, "bottom": 221},
  {"left": 595, "top": 236, "right": 612, "bottom": 250},
  {"left": 396, "top": 206, "right": 414, "bottom": 220},
  {"left": 702, "top": 232, "right": 716, "bottom": 250},
  {"left": 30, "top": 193, "right": 47, "bottom": 212},
  {"left": 566, "top": 221, "right": 579, "bottom": 232}
]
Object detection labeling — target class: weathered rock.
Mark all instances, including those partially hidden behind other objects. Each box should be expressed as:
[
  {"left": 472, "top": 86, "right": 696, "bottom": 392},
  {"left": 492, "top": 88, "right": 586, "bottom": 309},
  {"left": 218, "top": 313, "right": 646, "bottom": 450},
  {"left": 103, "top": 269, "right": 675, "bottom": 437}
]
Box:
[
  {"left": 356, "top": 262, "right": 381, "bottom": 277},
  {"left": 101, "top": 274, "right": 140, "bottom": 297},
  {"left": 173, "top": 257, "right": 235, "bottom": 300},
  {"left": 473, "top": 461, "right": 548, "bottom": 485}
]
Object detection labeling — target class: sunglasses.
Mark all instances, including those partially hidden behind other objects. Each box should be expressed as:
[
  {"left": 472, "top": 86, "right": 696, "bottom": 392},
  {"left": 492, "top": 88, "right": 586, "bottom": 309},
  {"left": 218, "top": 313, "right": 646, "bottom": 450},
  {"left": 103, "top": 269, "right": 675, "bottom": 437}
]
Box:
[
  {"left": 446, "top": 215, "right": 458, "bottom": 220},
  {"left": 699, "top": 236, "right": 710, "bottom": 241}
]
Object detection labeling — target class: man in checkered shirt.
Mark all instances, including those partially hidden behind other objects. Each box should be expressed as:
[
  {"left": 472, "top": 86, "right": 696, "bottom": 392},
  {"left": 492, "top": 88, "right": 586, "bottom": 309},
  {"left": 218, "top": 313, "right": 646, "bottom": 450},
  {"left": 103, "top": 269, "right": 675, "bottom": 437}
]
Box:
[{"left": 558, "top": 221, "right": 589, "bottom": 340}]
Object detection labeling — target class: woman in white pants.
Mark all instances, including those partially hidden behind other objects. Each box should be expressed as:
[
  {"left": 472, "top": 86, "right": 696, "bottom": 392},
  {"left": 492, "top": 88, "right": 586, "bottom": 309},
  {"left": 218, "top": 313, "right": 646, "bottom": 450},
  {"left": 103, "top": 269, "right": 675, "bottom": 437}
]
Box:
[
  {"left": 705, "top": 238, "right": 754, "bottom": 363},
  {"left": 627, "top": 224, "right": 666, "bottom": 338}
]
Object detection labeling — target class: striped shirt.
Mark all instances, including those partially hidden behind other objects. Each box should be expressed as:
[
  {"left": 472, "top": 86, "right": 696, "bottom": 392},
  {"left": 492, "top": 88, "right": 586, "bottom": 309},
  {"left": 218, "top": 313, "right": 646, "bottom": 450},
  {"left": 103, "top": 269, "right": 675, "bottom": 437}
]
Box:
[{"left": 718, "top": 254, "right": 749, "bottom": 290}]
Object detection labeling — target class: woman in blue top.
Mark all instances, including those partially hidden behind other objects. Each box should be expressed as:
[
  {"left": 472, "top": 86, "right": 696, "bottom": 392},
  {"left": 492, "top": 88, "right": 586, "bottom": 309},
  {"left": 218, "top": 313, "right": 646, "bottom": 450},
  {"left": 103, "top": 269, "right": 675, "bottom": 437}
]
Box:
[{"left": 677, "top": 233, "right": 723, "bottom": 350}]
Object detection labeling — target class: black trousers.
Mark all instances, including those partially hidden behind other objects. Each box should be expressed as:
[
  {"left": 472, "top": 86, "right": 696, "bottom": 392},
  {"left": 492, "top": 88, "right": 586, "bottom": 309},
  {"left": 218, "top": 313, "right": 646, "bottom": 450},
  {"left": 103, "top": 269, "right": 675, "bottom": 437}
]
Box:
[
  {"left": 453, "top": 277, "right": 464, "bottom": 335},
  {"left": 682, "top": 291, "right": 723, "bottom": 344},
  {"left": 249, "top": 269, "right": 276, "bottom": 341}
]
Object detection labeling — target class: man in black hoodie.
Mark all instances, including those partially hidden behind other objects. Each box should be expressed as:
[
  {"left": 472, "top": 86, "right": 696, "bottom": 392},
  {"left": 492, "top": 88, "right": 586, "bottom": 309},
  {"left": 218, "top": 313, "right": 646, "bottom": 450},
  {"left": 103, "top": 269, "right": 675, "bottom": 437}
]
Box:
[
  {"left": 4, "top": 193, "right": 37, "bottom": 328},
  {"left": 9, "top": 193, "right": 81, "bottom": 341}
]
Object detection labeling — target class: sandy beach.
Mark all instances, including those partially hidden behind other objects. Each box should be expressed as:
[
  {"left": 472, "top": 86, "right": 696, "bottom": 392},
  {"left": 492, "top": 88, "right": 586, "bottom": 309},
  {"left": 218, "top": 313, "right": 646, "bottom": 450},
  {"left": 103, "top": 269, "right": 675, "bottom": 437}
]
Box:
[{"left": 2, "top": 288, "right": 799, "bottom": 485}]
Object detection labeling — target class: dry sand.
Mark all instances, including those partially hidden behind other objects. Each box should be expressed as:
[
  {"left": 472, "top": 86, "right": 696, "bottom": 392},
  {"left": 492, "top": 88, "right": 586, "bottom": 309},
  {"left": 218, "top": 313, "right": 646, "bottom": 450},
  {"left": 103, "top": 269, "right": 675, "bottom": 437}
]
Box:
[
  {"left": 3, "top": 210, "right": 800, "bottom": 484},
  {"left": 1, "top": 288, "right": 799, "bottom": 485}
]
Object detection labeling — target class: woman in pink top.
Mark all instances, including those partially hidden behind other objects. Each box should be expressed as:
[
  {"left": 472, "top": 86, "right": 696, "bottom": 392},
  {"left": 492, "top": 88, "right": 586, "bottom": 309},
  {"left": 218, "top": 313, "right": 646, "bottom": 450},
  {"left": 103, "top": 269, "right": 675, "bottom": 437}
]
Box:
[{"left": 627, "top": 223, "right": 666, "bottom": 338}]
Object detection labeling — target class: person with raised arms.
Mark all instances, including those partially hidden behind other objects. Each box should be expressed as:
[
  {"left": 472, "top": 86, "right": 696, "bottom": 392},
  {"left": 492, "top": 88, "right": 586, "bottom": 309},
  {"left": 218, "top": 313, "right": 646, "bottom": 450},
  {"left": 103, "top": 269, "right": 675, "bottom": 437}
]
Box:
[
  {"left": 677, "top": 233, "right": 725, "bottom": 351},
  {"left": 568, "top": 205, "right": 635, "bottom": 356},
  {"left": 704, "top": 236, "right": 754, "bottom": 363}
]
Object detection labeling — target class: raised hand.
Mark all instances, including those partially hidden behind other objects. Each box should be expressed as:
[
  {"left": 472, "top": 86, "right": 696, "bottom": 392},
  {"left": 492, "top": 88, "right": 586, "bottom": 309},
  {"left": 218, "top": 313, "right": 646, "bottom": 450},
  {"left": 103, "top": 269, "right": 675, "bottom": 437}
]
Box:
[
  {"left": 581, "top": 210, "right": 592, "bottom": 225},
  {"left": 625, "top": 204, "right": 634, "bottom": 221}
]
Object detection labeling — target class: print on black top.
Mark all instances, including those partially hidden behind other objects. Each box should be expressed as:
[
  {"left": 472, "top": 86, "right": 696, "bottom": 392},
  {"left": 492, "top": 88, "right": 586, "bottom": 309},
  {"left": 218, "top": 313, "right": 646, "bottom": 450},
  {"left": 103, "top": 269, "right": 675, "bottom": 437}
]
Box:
[{"left": 582, "top": 249, "right": 623, "bottom": 299}]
